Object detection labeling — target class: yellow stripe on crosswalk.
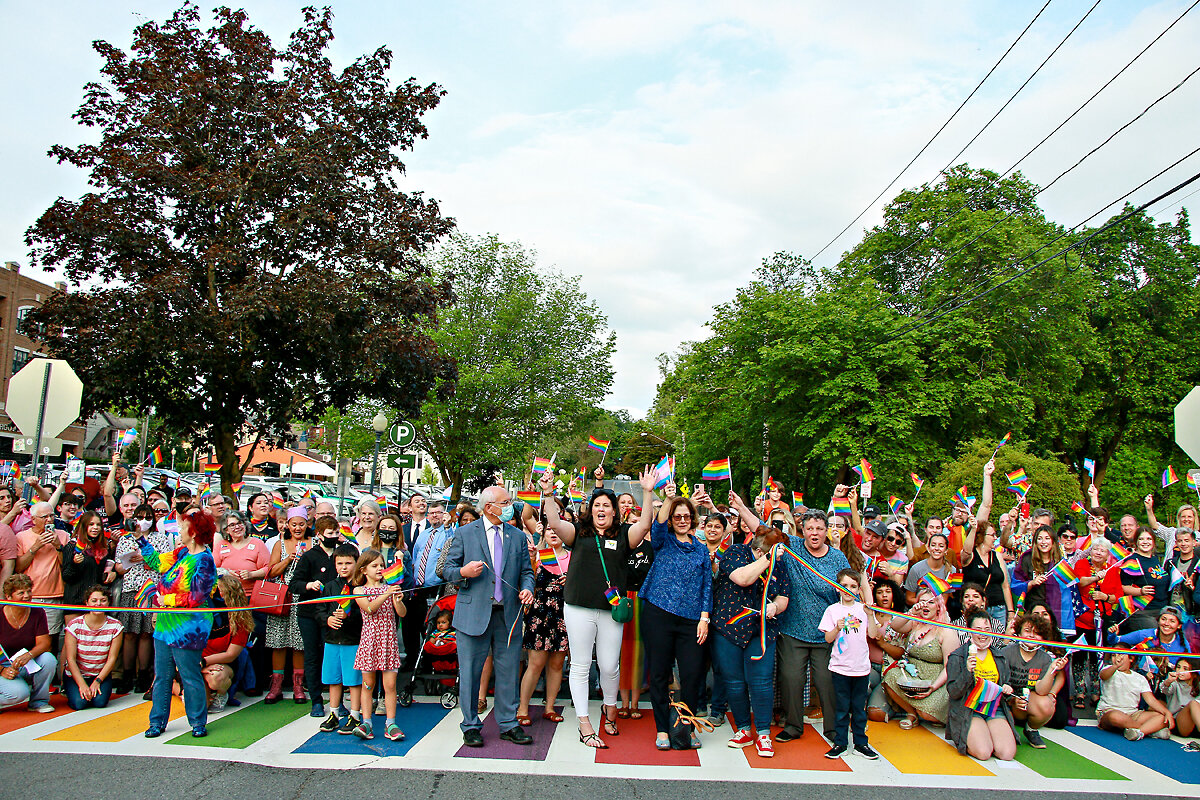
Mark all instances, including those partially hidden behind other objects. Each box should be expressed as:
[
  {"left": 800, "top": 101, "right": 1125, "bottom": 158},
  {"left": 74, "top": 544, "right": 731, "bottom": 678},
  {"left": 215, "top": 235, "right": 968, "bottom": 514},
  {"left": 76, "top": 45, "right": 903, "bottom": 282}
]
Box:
[
  {"left": 38, "top": 698, "right": 184, "bottom": 742},
  {"left": 867, "top": 720, "right": 994, "bottom": 776}
]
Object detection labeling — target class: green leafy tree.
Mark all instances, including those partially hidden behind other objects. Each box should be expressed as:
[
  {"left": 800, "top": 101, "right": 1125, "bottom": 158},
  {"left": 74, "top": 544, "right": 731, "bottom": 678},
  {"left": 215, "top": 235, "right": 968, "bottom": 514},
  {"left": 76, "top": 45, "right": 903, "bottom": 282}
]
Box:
[
  {"left": 413, "top": 233, "right": 615, "bottom": 501},
  {"left": 23, "top": 5, "right": 456, "bottom": 493},
  {"left": 307, "top": 401, "right": 397, "bottom": 463}
]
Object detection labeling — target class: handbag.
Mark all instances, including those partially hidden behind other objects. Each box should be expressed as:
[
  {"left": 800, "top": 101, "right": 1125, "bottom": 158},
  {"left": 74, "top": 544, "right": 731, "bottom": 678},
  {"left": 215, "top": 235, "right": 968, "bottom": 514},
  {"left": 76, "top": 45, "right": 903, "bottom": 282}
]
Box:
[
  {"left": 250, "top": 579, "right": 291, "bottom": 616},
  {"left": 596, "top": 535, "right": 632, "bottom": 623}
]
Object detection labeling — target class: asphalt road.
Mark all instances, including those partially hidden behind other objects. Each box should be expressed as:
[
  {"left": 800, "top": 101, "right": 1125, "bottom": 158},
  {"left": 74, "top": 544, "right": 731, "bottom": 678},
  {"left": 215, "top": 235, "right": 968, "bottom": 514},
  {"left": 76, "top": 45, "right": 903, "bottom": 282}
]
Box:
[{"left": 0, "top": 753, "right": 1172, "bottom": 800}]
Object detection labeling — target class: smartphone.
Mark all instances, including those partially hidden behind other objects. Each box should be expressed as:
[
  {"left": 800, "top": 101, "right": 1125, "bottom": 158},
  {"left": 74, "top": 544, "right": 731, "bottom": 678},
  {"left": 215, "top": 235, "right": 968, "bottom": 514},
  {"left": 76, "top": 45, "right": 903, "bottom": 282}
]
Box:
[
  {"left": 771, "top": 520, "right": 785, "bottom": 531},
  {"left": 693, "top": 484, "right": 702, "bottom": 496},
  {"left": 1021, "top": 502, "right": 1030, "bottom": 517}
]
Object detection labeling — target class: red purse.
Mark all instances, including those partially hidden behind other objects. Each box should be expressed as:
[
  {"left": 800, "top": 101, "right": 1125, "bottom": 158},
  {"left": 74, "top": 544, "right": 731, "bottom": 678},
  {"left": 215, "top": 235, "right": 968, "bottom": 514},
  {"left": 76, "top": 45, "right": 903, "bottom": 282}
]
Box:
[{"left": 250, "top": 579, "right": 291, "bottom": 616}]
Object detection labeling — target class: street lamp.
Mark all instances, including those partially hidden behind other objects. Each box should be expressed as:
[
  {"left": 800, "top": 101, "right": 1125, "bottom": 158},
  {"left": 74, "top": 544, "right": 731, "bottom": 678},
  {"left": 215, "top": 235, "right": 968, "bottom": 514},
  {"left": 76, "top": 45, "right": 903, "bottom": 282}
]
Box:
[
  {"left": 369, "top": 412, "right": 389, "bottom": 494},
  {"left": 170, "top": 447, "right": 177, "bottom": 471}
]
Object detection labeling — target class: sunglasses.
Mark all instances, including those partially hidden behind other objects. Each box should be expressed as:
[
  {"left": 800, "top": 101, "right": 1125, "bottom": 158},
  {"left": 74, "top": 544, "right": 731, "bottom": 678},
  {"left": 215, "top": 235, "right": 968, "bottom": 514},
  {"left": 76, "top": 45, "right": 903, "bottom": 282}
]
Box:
[{"left": 885, "top": 536, "right": 905, "bottom": 545}]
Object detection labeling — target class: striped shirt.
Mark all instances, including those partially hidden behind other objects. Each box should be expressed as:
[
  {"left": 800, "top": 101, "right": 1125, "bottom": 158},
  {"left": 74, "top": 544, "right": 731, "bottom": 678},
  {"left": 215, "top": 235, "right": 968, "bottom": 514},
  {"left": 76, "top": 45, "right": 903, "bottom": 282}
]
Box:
[{"left": 66, "top": 615, "right": 123, "bottom": 679}]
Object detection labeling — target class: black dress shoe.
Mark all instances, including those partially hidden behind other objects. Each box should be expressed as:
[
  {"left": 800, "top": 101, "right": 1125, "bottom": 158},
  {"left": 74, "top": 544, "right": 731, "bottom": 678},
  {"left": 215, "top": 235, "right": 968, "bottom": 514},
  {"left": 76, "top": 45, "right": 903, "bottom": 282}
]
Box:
[
  {"left": 775, "top": 728, "right": 802, "bottom": 742},
  {"left": 462, "top": 729, "right": 484, "bottom": 747},
  {"left": 499, "top": 726, "right": 534, "bottom": 745}
]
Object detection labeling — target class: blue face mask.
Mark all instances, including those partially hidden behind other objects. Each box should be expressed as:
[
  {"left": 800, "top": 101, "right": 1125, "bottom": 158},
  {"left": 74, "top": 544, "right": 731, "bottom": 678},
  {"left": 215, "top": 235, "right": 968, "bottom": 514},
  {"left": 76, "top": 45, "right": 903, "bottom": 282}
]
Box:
[{"left": 498, "top": 504, "right": 515, "bottom": 523}]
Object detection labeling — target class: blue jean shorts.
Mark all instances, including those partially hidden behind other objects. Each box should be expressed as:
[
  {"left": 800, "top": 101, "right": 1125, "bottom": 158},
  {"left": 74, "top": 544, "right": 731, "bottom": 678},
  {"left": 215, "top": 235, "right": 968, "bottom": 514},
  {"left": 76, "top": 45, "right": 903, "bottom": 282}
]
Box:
[{"left": 322, "top": 643, "right": 363, "bottom": 687}]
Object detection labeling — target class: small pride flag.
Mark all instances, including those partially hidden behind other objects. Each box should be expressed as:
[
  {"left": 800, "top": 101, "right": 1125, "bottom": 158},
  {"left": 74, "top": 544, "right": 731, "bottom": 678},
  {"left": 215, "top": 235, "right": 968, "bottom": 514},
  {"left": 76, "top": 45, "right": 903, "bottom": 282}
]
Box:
[
  {"left": 569, "top": 488, "right": 585, "bottom": 503},
  {"left": 1005, "top": 468, "right": 1028, "bottom": 485},
  {"left": 1163, "top": 465, "right": 1180, "bottom": 488},
  {"left": 119, "top": 427, "right": 139, "bottom": 447},
  {"left": 702, "top": 459, "right": 731, "bottom": 480},
  {"left": 921, "top": 573, "right": 952, "bottom": 596},
  {"left": 952, "top": 486, "right": 976, "bottom": 509},
  {"left": 231, "top": 481, "right": 245, "bottom": 494},
  {"left": 964, "top": 678, "right": 1004, "bottom": 718},
  {"left": 1121, "top": 560, "right": 1144, "bottom": 577},
  {"left": 948, "top": 573, "right": 963, "bottom": 590},
  {"left": 727, "top": 607, "right": 759, "bottom": 625},
  {"left": 888, "top": 496, "right": 904, "bottom": 515},
  {"left": 375, "top": 494, "right": 389, "bottom": 510},
  {"left": 1083, "top": 458, "right": 1095, "bottom": 479},
  {"left": 516, "top": 490, "right": 541, "bottom": 509},
  {"left": 9, "top": 463, "right": 20, "bottom": 482},
  {"left": 831, "top": 496, "right": 853, "bottom": 517},
  {"left": 911, "top": 473, "right": 925, "bottom": 492},
  {"left": 338, "top": 593, "right": 354, "bottom": 614},
  {"left": 1007, "top": 481, "right": 1030, "bottom": 499},
  {"left": 537, "top": 548, "right": 558, "bottom": 567},
  {"left": 202, "top": 463, "right": 221, "bottom": 476},
  {"left": 271, "top": 494, "right": 286, "bottom": 510},
  {"left": 1050, "top": 560, "right": 1078, "bottom": 586},
  {"left": 532, "top": 456, "right": 554, "bottom": 475},
  {"left": 792, "top": 491, "right": 805, "bottom": 508},
  {"left": 1116, "top": 594, "right": 1149, "bottom": 616},
  {"left": 652, "top": 455, "right": 674, "bottom": 490},
  {"left": 1109, "top": 542, "right": 1133, "bottom": 562},
  {"left": 1070, "top": 500, "right": 1086, "bottom": 514},
  {"left": 857, "top": 459, "right": 875, "bottom": 482},
  {"left": 586, "top": 436, "right": 610, "bottom": 454},
  {"left": 991, "top": 432, "right": 1012, "bottom": 456},
  {"left": 716, "top": 534, "right": 732, "bottom": 556},
  {"left": 382, "top": 560, "right": 405, "bottom": 585},
  {"left": 1189, "top": 472, "right": 1199, "bottom": 492},
  {"left": 147, "top": 446, "right": 164, "bottom": 466},
  {"left": 161, "top": 510, "right": 179, "bottom": 535},
  {"left": 339, "top": 521, "right": 354, "bottom": 539},
  {"left": 603, "top": 587, "right": 620, "bottom": 607}
]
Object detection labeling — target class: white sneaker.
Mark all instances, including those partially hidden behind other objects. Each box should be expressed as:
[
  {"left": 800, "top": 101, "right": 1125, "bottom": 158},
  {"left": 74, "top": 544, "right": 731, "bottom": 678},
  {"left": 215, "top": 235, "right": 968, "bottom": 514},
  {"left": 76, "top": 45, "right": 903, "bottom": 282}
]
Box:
[
  {"left": 209, "top": 692, "right": 228, "bottom": 712},
  {"left": 373, "top": 698, "right": 386, "bottom": 717},
  {"left": 1124, "top": 728, "right": 1145, "bottom": 741},
  {"left": 755, "top": 734, "right": 775, "bottom": 758},
  {"left": 1152, "top": 728, "right": 1171, "bottom": 740}
]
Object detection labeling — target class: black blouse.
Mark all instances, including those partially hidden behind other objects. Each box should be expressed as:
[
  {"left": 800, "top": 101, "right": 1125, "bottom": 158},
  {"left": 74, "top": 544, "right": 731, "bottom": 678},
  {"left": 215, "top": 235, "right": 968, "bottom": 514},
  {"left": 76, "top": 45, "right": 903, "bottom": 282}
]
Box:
[{"left": 564, "top": 523, "right": 631, "bottom": 611}]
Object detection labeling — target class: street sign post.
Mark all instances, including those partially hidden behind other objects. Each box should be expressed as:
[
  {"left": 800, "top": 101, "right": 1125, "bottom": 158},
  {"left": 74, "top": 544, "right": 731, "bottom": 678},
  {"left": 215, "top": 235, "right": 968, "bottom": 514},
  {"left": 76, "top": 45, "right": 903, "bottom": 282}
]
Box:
[
  {"left": 1176, "top": 387, "right": 1200, "bottom": 466},
  {"left": 386, "top": 453, "right": 418, "bottom": 470},
  {"left": 389, "top": 421, "right": 416, "bottom": 448},
  {"left": 5, "top": 359, "right": 83, "bottom": 494}
]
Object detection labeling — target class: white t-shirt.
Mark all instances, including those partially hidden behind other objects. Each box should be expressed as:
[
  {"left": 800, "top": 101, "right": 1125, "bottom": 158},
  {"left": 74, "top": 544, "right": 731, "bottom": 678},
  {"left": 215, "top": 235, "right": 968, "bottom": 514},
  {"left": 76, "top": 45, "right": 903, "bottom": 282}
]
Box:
[
  {"left": 1096, "top": 668, "right": 1151, "bottom": 716},
  {"left": 819, "top": 601, "right": 871, "bottom": 677}
]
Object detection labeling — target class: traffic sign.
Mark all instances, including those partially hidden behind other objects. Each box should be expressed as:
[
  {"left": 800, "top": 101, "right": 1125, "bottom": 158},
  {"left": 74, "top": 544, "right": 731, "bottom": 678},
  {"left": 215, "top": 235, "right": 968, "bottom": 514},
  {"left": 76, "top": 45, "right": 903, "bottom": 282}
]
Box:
[
  {"left": 387, "top": 453, "right": 418, "bottom": 469},
  {"left": 5, "top": 359, "right": 83, "bottom": 439},
  {"left": 12, "top": 437, "right": 64, "bottom": 456},
  {"left": 389, "top": 421, "right": 416, "bottom": 448},
  {"left": 1176, "top": 387, "right": 1200, "bottom": 466}
]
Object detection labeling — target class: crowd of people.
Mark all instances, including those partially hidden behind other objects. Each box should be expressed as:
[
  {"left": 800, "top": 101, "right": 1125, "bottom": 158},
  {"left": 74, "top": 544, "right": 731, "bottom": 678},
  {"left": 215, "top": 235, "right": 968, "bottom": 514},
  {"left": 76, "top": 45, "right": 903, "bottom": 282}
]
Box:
[{"left": 0, "top": 452, "right": 1197, "bottom": 764}]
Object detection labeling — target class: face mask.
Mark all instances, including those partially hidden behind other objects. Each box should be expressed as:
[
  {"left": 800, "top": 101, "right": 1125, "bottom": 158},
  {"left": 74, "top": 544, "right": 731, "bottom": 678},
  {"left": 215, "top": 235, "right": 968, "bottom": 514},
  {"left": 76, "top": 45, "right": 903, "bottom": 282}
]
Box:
[
  {"left": 175, "top": 502, "right": 190, "bottom": 513},
  {"left": 322, "top": 535, "right": 341, "bottom": 548},
  {"left": 136, "top": 519, "right": 152, "bottom": 532},
  {"left": 1019, "top": 641, "right": 1039, "bottom": 653},
  {"left": 378, "top": 530, "right": 398, "bottom": 544},
  {"left": 498, "top": 504, "right": 515, "bottom": 523}
]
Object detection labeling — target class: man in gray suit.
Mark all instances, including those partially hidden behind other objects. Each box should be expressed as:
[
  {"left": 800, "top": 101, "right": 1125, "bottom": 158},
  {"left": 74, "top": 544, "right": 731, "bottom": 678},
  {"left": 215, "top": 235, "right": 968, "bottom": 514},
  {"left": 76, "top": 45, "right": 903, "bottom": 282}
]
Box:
[{"left": 441, "top": 485, "right": 536, "bottom": 746}]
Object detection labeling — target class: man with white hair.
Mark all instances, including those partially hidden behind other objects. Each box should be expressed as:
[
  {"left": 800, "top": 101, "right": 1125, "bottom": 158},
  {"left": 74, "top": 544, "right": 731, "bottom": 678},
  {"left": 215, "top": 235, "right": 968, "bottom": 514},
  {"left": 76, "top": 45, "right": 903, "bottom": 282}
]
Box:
[{"left": 15, "top": 502, "right": 71, "bottom": 641}]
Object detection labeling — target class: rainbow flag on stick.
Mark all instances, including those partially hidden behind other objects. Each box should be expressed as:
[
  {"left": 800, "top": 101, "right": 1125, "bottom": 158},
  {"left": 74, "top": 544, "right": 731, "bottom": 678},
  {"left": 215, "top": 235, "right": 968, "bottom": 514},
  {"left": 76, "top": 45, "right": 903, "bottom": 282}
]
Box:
[
  {"left": 921, "top": 573, "right": 952, "bottom": 596},
  {"left": 339, "top": 595, "right": 354, "bottom": 613},
  {"left": 202, "top": 463, "right": 221, "bottom": 476},
  {"left": 1188, "top": 472, "right": 1199, "bottom": 492},
  {"left": 516, "top": 490, "right": 541, "bottom": 509},
  {"left": 990, "top": 431, "right": 1012, "bottom": 459},
  {"left": 587, "top": 435, "right": 610, "bottom": 456},
  {"left": 1050, "top": 560, "right": 1078, "bottom": 586},
  {"left": 271, "top": 494, "right": 286, "bottom": 510},
  {"left": 118, "top": 427, "right": 139, "bottom": 448},
  {"left": 1005, "top": 468, "right": 1028, "bottom": 486},
  {"left": 1163, "top": 465, "right": 1180, "bottom": 488},
  {"left": 1007, "top": 481, "right": 1031, "bottom": 499},
  {"left": 702, "top": 458, "right": 731, "bottom": 480},
  {"left": 146, "top": 446, "right": 164, "bottom": 466},
  {"left": 952, "top": 486, "right": 976, "bottom": 509},
  {"left": 888, "top": 496, "right": 904, "bottom": 515},
  {"left": 382, "top": 560, "right": 405, "bottom": 585},
  {"left": 857, "top": 459, "right": 875, "bottom": 482},
  {"left": 716, "top": 534, "right": 732, "bottom": 556},
  {"left": 1108, "top": 542, "right": 1133, "bottom": 562},
  {"left": 603, "top": 587, "right": 620, "bottom": 607},
  {"left": 792, "top": 491, "right": 804, "bottom": 508},
  {"left": 948, "top": 573, "right": 963, "bottom": 590},
  {"left": 964, "top": 678, "right": 1004, "bottom": 717},
  {"left": 569, "top": 488, "right": 584, "bottom": 504},
  {"left": 1116, "top": 594, "right": 1149, "bottom": 616},
  {"left": 831, "top": 496, "right": 853, "bottom": 517},
  {"left": 537, "top": 548, "right": 558, "bottom": 567},
  {"left": 231, "top": 481, "right": 245, "bottom": 494},
  {"left": 1120, "top": 560, "right": 1144, "bottom": 577},
  {"left": 531, "top": 454, "right": 556, "bottom": 475}
]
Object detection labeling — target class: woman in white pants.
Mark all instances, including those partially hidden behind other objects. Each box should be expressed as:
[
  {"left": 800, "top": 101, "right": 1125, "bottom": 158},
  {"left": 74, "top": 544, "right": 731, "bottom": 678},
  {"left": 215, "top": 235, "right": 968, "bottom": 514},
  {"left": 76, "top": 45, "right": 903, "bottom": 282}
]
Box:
[{"left": 542, "top": 470, "right": 654, "bottom": 749}]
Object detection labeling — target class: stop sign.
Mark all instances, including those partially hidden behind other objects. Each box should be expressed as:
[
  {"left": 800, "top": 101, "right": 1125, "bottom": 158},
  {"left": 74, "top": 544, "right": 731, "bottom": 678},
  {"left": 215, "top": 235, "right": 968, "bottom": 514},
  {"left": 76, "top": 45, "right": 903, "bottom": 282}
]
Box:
[
  {"left": 1177, "top": 386, "right": 1200, "bottom": 466},
  {"left": 5, "top": 358, "right": 83, "bottom": 439}
]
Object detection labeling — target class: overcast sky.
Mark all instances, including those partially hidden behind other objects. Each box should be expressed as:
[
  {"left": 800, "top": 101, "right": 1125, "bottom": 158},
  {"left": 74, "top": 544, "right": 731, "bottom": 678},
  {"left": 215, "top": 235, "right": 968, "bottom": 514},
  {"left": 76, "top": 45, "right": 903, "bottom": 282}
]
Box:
[{"left": 2, "top": 1, "right": 1197, "bottom": 416}]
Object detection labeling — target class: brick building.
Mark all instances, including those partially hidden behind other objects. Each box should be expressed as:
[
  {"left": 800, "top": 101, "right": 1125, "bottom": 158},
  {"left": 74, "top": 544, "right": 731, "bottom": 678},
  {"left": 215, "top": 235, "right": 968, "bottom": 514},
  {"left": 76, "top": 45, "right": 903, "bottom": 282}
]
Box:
[{"left": 0, "top": 261, "right": 86, "bottom": 460}]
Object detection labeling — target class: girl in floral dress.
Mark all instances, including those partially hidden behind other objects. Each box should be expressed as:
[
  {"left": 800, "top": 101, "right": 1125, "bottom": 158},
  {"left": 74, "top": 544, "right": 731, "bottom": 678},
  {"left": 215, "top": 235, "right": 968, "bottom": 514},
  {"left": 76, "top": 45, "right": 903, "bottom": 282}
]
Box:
[{"left": 353, "top": 548, "right": 406, "bottom": 741}]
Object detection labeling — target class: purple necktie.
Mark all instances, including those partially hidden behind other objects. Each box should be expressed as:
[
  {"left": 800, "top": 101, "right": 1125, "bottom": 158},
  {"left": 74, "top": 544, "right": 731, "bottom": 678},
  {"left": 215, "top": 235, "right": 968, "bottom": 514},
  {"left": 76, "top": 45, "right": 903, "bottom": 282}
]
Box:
[{"left": 492, "top": 524, "right": 504, "bottom": 603}]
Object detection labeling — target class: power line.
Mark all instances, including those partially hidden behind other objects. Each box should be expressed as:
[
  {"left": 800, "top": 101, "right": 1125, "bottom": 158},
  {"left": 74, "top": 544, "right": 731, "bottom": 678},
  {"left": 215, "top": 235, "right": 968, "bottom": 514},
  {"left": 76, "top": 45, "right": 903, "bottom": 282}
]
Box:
[
  {"left": 894, "top": 60, "right": 1200, "bottom": 326},
  {"left": 807, "top": 0, "right": 1054, "bottom": 262},
  {"left": 881, "top": 159, "right": 1200, "bottom": 345},
  {"left": 876, "top": 0, "right": 1198, "bottom": 273}
]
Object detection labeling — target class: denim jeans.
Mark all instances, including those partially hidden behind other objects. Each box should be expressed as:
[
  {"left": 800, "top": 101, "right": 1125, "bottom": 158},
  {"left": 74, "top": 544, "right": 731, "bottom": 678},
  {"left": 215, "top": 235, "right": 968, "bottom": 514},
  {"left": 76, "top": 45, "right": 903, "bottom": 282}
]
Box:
[
  {"left": 712, "top": 633, "right": 776, "bottom": 734},
  {"left": 986, "top": 604, "right": 1007, "bottom": 627},
  {"left": 64, "top": 676, "right": 113, "bottom": 710},
  {"left": 831, "top": 671, "right": 870, "bottom": 749},
  {"left": 150, "top": 640, "right": 207, "bottom": 730},
  {"left": 705, "top": 637, "right": 728, "bottom": 715},
  {"left": 0, "top": 652, "right": 57, "bottom": 709}
]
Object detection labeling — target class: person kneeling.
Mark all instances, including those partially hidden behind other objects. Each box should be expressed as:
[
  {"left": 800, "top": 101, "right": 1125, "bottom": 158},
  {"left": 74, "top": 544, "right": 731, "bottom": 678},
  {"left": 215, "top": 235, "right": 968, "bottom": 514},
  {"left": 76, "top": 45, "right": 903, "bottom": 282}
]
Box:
[
  {"left": 1096, "top": 647, "right": 1172, "bottom": 741},
  {"left": 63, "top": 585, "right": 123, "bottom": 710},
  {"left": 946, "top": 611, "right": 1018, "bottom": 761},
  {"left": 999, "top": 613, "right": 1068, "bottom": 749}
]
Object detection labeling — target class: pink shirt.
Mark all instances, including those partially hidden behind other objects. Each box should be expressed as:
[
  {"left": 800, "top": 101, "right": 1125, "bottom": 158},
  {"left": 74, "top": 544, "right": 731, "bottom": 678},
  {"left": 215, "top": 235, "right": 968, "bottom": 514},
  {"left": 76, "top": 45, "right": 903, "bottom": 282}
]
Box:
[
  {"left": 214, "top": 536, "right": 272, "bottom": 593},
  {"left": 0, "top": 522, "right": 17, "bottom": 561},
  {"left": 819, "top": 601, "right": 871, "bottom": 677}
]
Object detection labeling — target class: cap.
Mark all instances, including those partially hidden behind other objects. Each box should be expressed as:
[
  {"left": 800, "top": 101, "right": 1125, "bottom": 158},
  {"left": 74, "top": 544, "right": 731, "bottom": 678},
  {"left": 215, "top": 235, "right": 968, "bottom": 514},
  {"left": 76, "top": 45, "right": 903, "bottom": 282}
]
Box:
[
  {"left": 863, "top": 504, "right": 882, "bottom": 519},
  {"left": 864, "top": 519, "right": 887, "bottom": 539}
]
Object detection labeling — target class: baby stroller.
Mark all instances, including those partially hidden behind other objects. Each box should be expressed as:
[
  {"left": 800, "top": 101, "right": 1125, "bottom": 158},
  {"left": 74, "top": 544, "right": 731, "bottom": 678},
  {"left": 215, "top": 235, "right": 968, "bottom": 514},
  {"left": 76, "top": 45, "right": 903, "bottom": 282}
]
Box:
[{"left": 398, "top": 593, "right": 459, "bottom": 709}]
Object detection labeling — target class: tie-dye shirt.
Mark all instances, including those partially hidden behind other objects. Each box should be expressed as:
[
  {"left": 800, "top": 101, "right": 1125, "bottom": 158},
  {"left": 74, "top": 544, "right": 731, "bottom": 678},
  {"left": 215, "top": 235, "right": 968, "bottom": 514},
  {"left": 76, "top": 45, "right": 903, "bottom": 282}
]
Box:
[{"left": 140, "top": 540, "right": 216, "bottom": 650}]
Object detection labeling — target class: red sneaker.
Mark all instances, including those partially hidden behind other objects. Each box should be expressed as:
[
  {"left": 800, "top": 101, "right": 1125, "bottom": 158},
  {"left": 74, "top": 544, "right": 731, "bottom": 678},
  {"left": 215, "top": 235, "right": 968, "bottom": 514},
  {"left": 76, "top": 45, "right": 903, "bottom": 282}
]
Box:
[
  {"left": 727, "top": 729, "right": 754, "bottom": 748},
  {"left": 755, "top": 734, "right": 775, "bottom": 758}
]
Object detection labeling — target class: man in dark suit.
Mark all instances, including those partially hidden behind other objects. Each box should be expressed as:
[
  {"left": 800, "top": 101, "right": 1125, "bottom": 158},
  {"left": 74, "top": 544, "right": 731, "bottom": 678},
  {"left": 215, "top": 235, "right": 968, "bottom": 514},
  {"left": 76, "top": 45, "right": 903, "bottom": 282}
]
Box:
[{"left": 441, "top": 485, "right": 536, "bottom": 746}]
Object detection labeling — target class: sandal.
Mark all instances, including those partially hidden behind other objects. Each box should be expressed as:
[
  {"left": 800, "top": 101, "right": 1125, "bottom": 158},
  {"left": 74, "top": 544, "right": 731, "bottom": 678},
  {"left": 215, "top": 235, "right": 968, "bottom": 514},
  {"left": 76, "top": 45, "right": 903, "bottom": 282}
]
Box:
[
  {"left": 542, "top": 710, "right": 564, "bottom": 723},
  {"left": 630, "top": 709, "right": 644, "bottom": 719},
  {"left": 579, "top": 730, "right": 608, "bottom": 749},
  {"left": 516, "top": 714, "right": 532, "bottom": 727},
  {"left": 1073, "top": 694, "right": 1085, "bottom": 709},
  {"left": 656, "top": 734, "right": 671, "bottom": 750},
  {"left": 899, "top": 715, "right": 918, "bottom": 730},
  {"left": 617, "top": 707, "right": 631, "bottom": 719},
  {"left": 603, "top": 705, "right": 619, "bottom": 736}
]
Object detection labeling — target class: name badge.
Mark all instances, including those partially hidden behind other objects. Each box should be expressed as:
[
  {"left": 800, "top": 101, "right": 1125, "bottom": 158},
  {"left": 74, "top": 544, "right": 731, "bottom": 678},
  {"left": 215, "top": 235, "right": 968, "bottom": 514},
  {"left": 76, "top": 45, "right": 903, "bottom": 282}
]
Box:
[{"left": 604, "top": 539, "right": 617, "bottom": 550}]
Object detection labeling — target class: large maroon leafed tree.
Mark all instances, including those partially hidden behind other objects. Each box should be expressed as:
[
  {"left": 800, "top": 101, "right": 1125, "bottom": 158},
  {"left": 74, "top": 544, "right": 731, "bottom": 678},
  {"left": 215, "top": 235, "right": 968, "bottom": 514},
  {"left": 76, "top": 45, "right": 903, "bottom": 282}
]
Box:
[{"left": 25, "top": 4, "right": 457, "bottom": 488}]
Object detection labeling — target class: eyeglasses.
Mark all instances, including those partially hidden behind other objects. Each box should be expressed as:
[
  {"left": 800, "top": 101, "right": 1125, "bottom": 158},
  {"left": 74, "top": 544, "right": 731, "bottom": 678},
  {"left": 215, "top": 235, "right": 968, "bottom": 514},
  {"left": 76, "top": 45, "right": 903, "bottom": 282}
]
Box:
[
  {"left": 226, "top": 520, "right": 245, "bottom": 528},
  {"left": 1059, "top": 533, "right": 1076, "bottom": 539},
  {"left": 671, "top": 514, "right": 692, "bottom": 521},
  {"left": 134, "top": 515, "right": 153, "bottom": 521}
]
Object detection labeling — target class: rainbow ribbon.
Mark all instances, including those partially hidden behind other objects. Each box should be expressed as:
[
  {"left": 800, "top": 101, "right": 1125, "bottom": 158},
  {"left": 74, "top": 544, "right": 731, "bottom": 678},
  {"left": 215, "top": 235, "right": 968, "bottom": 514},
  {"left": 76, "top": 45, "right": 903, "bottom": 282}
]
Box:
[{"left": 727, "top": 606, "right": 759, "bottom": 625}]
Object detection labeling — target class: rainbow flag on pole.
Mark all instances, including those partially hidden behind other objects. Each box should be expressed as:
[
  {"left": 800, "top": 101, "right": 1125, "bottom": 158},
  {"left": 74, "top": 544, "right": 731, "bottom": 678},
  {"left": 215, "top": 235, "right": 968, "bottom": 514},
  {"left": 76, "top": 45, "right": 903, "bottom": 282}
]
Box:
[
  {"left": 831, "top": 496, "right": 853, "bottom": 517},
  {"left": 537, "top": 548, "right": 559, "bottom": 567},
  {"left": 921, "top": 573, "right": 952, "bottom": 596},
  {"left": 888, "top": 496, "right": 904, "bottom": 515},
  {"left": 1116, "top": 594, "right": 1149, "bottom": 616},
  {"left": 586, "top": 436, "right": 610, "bottom": 454},
  {"left": 1188, "top": 472, "right": 1199, "bottom": 492},
  {"left": 964, "top": 678, "right": 1004, "bottom": 717},
  {"left": 952, "top": 486, "right": 976, "bottom": 509},
  {"left": 1163, "top": 465, "right": 1180, "bottom": 488},
  {"left": 146, "top": 446, "right": 164, "bottom": 466},
  {"left": 857, "top": 459, "right": 875, "bottom": 482},
  {"left": 911, "top": 473, "right": 925, "bottom": 492},
  {"left": 1108, "top": 542, "right": 1133, "bottom": 562},
  {"left": 792, "top": 491, "right": 804, "bottom": 508},
  {"left": 202, "top": 463, "right": 221, "bottom": 476},
  {"left": 1050, "top": 560, "right": 1078, "bottom": 586},
  {"left": 1005, "top": 468, "right": 1028, "bottom": 486},
  {"left": 119, "top": 427, "right": 139, "bottom": 448},
  {"left": 532, "top": 456, "right": 554, "bottom": 475},
  {"left": 382, "top": 560, "right": 405, "bottom": 585},
  {"left": 702, "top": 458, "right": 731, "bottom": 480},
  {"left": 516, "top": 490, "right": 541, "bottom": 509}
]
